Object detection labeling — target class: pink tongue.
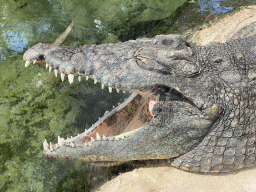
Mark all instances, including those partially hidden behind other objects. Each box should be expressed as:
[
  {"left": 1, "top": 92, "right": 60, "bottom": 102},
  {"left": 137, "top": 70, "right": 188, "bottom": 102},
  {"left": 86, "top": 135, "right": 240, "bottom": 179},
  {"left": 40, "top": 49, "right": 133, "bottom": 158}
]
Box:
[{"left": 149, "top": 96, "right": 158, "bottom": 113}]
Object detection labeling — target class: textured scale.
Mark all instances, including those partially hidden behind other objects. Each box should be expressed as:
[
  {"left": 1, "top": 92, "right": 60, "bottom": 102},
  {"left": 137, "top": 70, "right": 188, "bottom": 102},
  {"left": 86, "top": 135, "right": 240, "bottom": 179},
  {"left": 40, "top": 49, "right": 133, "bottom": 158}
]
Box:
[{"left": 172, "top": 37, "right": 256, "bottom": 173}]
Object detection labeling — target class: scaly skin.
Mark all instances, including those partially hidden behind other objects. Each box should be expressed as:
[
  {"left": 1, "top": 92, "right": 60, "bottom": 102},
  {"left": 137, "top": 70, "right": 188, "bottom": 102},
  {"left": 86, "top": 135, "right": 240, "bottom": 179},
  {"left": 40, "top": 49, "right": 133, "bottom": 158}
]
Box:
[{"left": 23, "top": 32, "right": 256, "bottom": 173}]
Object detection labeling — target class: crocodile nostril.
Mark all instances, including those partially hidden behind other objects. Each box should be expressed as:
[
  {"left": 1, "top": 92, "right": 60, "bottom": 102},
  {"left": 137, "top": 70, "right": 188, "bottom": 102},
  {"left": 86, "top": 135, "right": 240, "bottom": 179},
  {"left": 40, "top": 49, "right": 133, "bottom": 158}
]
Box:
[{"left": 38, "top": 54, "right": 45, "bottom": 60}]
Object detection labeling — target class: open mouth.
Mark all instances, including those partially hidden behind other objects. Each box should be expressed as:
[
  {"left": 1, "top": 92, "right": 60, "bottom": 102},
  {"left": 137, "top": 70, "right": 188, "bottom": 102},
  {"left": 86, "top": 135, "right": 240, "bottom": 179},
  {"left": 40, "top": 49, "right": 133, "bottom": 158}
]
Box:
[
  {"left": 24, "top": 56, "right": 202, "bottom": 159},
  {"left": 32, "top": 65, "right": 161, "bottom": 151},
  {"left": 40, "top": 74, "right": 197, "bottom": 153}
]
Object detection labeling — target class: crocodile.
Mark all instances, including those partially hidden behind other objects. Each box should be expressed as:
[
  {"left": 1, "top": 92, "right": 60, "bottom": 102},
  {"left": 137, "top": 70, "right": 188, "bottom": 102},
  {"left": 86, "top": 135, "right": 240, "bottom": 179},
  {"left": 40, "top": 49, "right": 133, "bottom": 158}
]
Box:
[{"left": 23, "top": 21, "right": 256, "bottom": 173}]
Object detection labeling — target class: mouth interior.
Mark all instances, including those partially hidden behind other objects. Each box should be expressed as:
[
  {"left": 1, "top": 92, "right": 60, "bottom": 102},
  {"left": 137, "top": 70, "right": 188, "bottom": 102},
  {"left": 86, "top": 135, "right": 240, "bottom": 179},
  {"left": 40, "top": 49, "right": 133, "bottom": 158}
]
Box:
[
  {"left": 85, "top": 92, "right": 155, "bottom": 142},
  {"left": 82, "top": 85, "right": 196, "bottom": 143}
]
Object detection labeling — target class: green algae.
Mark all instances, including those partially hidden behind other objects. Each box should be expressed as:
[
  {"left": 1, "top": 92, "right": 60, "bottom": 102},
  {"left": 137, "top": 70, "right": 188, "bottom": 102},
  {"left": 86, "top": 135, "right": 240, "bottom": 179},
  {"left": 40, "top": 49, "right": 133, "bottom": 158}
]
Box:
[
  {"left": 0, "top": 55, "right": 128, "bottom": 191},
  {"left": 0, "top": 56, "right": 89, "bottom": 191}
]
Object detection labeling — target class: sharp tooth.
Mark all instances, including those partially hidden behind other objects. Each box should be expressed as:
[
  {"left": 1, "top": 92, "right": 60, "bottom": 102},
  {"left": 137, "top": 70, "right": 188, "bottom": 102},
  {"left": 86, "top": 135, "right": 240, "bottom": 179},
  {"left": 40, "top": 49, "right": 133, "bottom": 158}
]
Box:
[
  {"left": 123, "top": 90, "right": 126, "bottom": 93},
  {"left": 116, "top": 88, "right": 120, "bottom": 93},
  {"left": 108, "top": 136, "right": 114, "bottom": 141},
  {"left": 46, "top": 63, "right": 49, "bottom": 68},
  {"left": 96, "top": 133, "right": 101, "bottom": 140},
  {"left": 68, "top": 74, "right": 74, "bottom": 84},
  {"left": 114, "top": 137, "right": 119, "bottom": 141},
  {"left": 49, "top": 66, "right": 52, "bottom": 73},
  {"left": 86, "top": 142, "right": 92, "bottom": 147},
  {"left": 58, "top": 136, "right": 64, "bottom": 146},
  {"left": 109, "top": 87, "right": 112, "bottom": 93},
  {"left": 70, "top": 143, "right": 75, "bottom": 148},
  {"left": 104, "top": 111, "right": 109, "bottom": 115},
  {"left": 91, "top": 137, "right": 95, "bottom": 142},
  {"left": 50, "top": 142, "right": 53, "bottom": 151},
  {"left": 43, "top": 139, "right": 49, "bottom": 150},
  {"left": 78, "top": 76, "right": 81, "bottom": 82},
  {"left": 33, "top": 60, "right": 37, "bottom": 65},
  {"left": 94, "top": 78, "right": 97, "bottom": 84},
  {"left": 54, "top": 69, "right": 58, "bottom": 77},
  {"left": 61, "top": 73, "right": 65, "bottom": 82},
  {"left": 25, "top": 60, "right": 31, "bottom": 67},
  {"left": 102, "top": 135, "right": 107, "bottom": 140},
  {"left": 86, "top": 76, "right": 89, "bottom": 80},
  {"left": 101, "top": 83, "right": 105, "bottom": 89}
]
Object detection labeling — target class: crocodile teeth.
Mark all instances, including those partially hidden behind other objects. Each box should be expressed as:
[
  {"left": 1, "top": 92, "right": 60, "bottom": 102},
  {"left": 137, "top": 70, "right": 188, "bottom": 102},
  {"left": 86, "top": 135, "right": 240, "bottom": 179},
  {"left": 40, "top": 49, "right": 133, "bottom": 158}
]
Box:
[
  {"left": 175, "top": 87, "right": 181, "bottom": 92},
  {"left": 43, "top": 139, "right": 49, "bottom": 150},
  {"left": 46, "top": 63, "right": 49, "bottom": 68},
  {"left": 68, "top": 74, "right": 74, "bottom": 84},
  {"left": 86, "top": 75, "right": 89, "bottom": 80},
  {"left": 78, "top": 76, "right": 81, "bottom": 82},
  {"left": 94, "top": 78, "right": 97, "bottom": 84},
  {"left": 85, "top": 142, "right": 91, "bottom": 147},
  {"left": 102, "top": 135, "right": 107, "bottom": 140},
  {"left": 25, "top": 60, "right": 32, "bottom": 67},
  {"left": 108, "top": 136, "right": 114, "bottom": 141},
  {"left": 123, "top": 90, "right": 126, "bottom": 93},
  {"left": 91, "top": 137, "right": 95, "bottom": 142},
  {"left": 54, "top": 69, "right": 58, "bottom": 77},
  {"left": 58, "top": 136, "right": 64, "bottom": 146},
  {"left": 109, "top": 87, "right": 112, "bottom": 93},
  {"left": 101, "top": 83, "right": 105, "bottom": 89},
  {"left": 96, "top": 133, "right": 101, "bottom": 140},
  {"left": 104, "top": 111, "right": 109, "bottom": 115},
  {"left": 61, "top": 73, "right": 65, "bottom": 82},
  {"left": 49, "top": 66, "right": 52, "bottom": 73},
  {"left": 116, "top": 88, "right": 120, "bottom": 93},
  {"left": 70, "top": 143, "right": 75, "bottom": 148},
  {"left": 33, "top": 59, "right": 37, "bottom": 65},
  {"left": 50, "top": 142, "right": 53, "bottom": 151}
]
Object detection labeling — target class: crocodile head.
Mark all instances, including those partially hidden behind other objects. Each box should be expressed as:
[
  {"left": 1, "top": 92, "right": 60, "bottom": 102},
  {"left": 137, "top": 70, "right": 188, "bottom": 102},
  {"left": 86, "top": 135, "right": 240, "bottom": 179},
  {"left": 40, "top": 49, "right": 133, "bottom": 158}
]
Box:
[{"left": 23, "top": 34, "right": 221, "bottom": 166}]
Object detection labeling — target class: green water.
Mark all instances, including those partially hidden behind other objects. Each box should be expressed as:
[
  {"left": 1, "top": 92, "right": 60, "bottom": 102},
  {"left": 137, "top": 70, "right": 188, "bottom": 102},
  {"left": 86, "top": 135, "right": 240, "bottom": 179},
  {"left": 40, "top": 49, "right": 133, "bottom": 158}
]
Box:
[
  {"left": 0, "top": 0, "right": 253, "bottom": 191},
  {"left": 0, "top": 0, "right": 187, "bottom": 191}
]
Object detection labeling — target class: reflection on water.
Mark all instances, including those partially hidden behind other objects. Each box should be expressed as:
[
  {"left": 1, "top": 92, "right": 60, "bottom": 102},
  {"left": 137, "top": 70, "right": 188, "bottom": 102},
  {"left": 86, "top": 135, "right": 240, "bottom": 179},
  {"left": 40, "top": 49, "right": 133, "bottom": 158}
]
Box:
[
  {"left": 2, "top": 29, "right": 28, "bottom": 59},
  {"left": 198, "top": 0, "right": 233, "bottom": 14}
]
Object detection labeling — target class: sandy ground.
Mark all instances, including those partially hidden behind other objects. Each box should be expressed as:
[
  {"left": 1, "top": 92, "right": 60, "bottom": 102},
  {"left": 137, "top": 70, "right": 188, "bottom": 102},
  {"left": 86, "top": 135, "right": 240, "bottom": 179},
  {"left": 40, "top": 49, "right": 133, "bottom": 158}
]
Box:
[
  {"left": 98, "top": 5, "right": 256, "bottom": 192},
  {"left": 99, "top": 167, "right": 256, "bottom": 192},
  {"left": 191, "top": 5, "right": 256, "bottom": 45}
]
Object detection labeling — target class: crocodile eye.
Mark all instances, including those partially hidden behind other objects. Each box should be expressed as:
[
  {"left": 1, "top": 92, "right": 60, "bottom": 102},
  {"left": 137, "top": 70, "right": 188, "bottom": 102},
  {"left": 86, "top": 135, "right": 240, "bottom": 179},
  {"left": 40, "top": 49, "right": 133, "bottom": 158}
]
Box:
[{"left": 162, "top": 39, "right": 174, "bottom": 46}]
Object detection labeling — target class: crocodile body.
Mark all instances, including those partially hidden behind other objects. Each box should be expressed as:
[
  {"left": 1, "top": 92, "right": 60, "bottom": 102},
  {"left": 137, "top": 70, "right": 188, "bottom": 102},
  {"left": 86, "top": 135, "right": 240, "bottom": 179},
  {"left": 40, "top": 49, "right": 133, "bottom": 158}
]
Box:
[{"left": 23, "top": 22, "right": 256, "bottom": 173}]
